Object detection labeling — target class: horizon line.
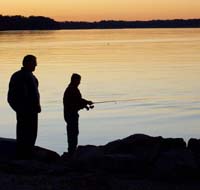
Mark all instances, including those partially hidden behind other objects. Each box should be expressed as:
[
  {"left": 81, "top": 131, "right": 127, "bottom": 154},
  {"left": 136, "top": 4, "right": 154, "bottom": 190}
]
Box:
[{"left": 1, "top": 14, "right": 200, "bottom": 23}]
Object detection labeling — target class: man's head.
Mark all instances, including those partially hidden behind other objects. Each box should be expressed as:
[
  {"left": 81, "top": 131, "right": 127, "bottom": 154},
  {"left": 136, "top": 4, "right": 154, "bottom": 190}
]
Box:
[
  {"left": 71, "top": 73, "right": 81, "bottom": 87},
  {"left": 22, "top": 55, "right": 37, "bottom": 72}
]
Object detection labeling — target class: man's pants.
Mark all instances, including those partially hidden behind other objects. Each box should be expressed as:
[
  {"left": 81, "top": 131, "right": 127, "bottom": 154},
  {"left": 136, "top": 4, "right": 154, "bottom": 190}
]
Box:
[
  {"left": 16, "top": 112, "right": 38, "bottom": 159},
  {"left": 66, "top": 113, "right": 79, "bottom": 155}
]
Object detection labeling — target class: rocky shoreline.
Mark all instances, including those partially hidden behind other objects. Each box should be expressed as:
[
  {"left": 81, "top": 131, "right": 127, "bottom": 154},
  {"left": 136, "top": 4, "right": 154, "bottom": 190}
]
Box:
[{"left": 1, "top": 134, "right": 200, "bottom": 189}]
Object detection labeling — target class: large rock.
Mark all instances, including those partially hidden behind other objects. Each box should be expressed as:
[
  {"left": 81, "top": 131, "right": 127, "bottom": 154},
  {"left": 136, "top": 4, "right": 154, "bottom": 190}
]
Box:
[
  {"left": 33, "top": 146, "right": 60, "bottom": 162},
  {"left": 102, "top": 134, "right": 163, "bottom": 164},
  {"left": 0, "top": 137, "right": 16, "bottom": 160},
  {"left": 160, "top": 137, "right": 186, "bottom": 152},
  {"left": 102, "top": 134, "right": 162, "bottom": 154},
  {"left": 188, "top": 138, "right": 200, "bottom": 155},
  {"left": 0, "top": 137, "right": 60, "bottom": 162},
  {"left": 152, "top": 149, "right": 198, "bottom": 179},
  {"left": 188, "top": 138, "right": 200, "bottom": 171},
  {"left": 65, "top": 145, "right": 104, "bottom": 170},
  {"left": 101, "top": 154, "right": 147, "bottom": 177}
]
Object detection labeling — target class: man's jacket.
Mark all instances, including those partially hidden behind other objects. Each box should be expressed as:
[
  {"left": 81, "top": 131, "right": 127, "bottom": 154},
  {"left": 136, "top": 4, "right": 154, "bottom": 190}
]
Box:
[
  {"left": 8, "top": 67, "right": 40, "bottom": 113},
  {"left": 63, "top": 83, "right": 88, "bottom": 120}
]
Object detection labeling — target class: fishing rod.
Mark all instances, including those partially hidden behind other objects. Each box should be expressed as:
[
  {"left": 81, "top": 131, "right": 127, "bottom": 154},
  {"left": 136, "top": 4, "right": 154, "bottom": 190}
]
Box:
[
  {"left": 94, "top": 100, "right": 117, "bottom": 104},
  {"left": 87, "top": 97, "right": 158, "bottom": 110},
  {"left": 87, "top": 98, "right": 148, "bottom": 109},
  {"left": 93, "top": 98, "right": 149, "bottom": 104}
]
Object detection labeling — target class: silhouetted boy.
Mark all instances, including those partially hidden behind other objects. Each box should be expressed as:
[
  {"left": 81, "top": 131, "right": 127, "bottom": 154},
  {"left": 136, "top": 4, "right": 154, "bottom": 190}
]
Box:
[
  {"left": 8, "top": 55, "right": 41, "bottom": 159},
  {"left": 63, "top": 73, "right": 93, "bottom": 156}
]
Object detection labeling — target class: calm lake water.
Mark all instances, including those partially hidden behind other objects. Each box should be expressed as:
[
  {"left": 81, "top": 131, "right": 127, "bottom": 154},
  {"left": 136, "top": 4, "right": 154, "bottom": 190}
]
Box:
[{"left": 1, "top": 29, "right": 200, "bottom": 154}]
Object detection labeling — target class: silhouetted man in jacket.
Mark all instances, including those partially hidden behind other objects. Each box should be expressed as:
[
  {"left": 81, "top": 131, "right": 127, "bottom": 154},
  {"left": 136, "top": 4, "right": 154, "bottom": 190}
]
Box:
[
  {"left": 63, "top": 73, "right": 93, "bottom": 156},
  {"left": 8, "top": 55, "right": 41, "bottom": 159}
]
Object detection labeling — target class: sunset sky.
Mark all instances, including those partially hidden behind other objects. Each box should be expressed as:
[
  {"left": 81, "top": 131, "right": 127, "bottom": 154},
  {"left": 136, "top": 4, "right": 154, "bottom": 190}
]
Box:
[{"left": 1, "top": 0, "right": 200, "bottom": 21}]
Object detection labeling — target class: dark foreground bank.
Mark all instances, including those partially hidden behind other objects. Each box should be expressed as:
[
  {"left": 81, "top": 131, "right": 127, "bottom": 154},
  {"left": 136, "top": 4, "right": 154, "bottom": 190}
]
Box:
[{"left": 1, "top": 134, "right": 200, "bottom": 189}]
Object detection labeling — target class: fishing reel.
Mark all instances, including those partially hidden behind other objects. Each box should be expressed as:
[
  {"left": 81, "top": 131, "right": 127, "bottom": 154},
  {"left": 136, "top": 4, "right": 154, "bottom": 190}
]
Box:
[
  {"left": 89, "top": 105, "right": 94, "bottom": 109},
  {"left": 85, "top": 104, "right": 94, "bottom": 111}
]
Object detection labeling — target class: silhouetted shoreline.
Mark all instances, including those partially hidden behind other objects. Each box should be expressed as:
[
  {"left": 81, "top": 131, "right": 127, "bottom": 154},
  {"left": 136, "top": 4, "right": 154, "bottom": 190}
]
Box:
[
  {"left": 1, "top": 134, "right": 200, "bottom": 189},
  {"left": 0, "top": 15, "right": 200, "bottom": 31}
]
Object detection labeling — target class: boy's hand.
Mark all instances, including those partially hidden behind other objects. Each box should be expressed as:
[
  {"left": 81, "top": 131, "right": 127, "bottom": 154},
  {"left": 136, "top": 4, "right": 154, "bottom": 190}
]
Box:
[{"left": 87, "top": 100, "right": 93, "bottom": 105}]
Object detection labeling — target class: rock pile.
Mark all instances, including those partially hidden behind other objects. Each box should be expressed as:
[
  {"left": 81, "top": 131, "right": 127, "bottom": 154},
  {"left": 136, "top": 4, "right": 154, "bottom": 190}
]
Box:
[
  {"left": 1, "top": 134, "right": 200, "bottom": 180},
  {"left": 62, "top": 134, "right": 200, "bottom": 179}
]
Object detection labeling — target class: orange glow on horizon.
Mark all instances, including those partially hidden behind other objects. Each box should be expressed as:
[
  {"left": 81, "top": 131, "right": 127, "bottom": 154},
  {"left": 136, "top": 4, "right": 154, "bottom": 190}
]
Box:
[{"left": 1, "top": 0, "right": 200, "bottom": 22}]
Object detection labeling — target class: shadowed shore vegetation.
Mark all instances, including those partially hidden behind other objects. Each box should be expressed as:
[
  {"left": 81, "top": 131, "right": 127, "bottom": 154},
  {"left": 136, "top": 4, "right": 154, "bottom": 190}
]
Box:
[{"left": 0, "top": 15, "right": 200, "bottom": 30}]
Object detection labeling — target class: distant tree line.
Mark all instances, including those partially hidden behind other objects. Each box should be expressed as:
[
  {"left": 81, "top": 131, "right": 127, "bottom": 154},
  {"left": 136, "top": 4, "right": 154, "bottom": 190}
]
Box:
[
  {"left": 0, "top": 15, "right": 59, "bottom": 30},
  {"left": 0, "top": 15, "right": 200, "bottom": 30}
]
